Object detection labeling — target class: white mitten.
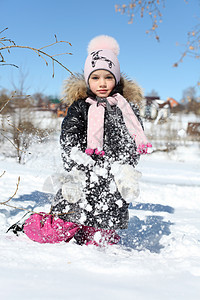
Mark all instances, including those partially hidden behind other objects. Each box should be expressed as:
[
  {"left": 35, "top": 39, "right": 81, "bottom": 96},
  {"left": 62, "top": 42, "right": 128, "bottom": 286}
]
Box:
[
  {"left": 110, "top": 162, "right": 142, "bottom": 203},
  {"left": 70, "top": 147, "right": 95, "bottom": 166},
  {"left": 61, "top": 169, "right": 86, "bottom": 203},
  {"left": 43, "top": 172, "right": 67, "bottom": 194}
]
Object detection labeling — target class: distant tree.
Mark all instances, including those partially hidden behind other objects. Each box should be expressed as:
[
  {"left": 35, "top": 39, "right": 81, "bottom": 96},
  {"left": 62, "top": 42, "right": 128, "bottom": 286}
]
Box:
[
  {"left": 146, "top": 89, "right": 160, "bottom": 98},
  {"left": 33, "top": 93, "right": 49, "bottom": 107},
  {"left": 188, "top": 99, "right": 200, "bottom": 114},
  {"left": 182, "top": 86, "right": 197, "bottom": 103},
  {"left": 0, "top": 87, "right": 53, "bottom": 163},
  {"left": 181, "top": 86, "right": 200, "bottom": 114},
  {"left": 0, "top": 90, "right": 11, "bottom": 144},
  {"left": 0, "top": 89, "right": 11, "bottom": 115}
]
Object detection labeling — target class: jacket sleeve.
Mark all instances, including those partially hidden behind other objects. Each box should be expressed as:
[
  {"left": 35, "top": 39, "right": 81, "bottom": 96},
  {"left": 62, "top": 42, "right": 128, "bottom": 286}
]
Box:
[{"left": 60, "top": 100, "right": 89, "bottom": 171}]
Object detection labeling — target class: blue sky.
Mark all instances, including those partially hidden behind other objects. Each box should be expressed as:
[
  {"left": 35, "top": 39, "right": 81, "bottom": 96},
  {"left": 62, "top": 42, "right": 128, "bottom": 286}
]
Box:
[{"left": 1, "top": 0, "right": 200, "bottom": 101}]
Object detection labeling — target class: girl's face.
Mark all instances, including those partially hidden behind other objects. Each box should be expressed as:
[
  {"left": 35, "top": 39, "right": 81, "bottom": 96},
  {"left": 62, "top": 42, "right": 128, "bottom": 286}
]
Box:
[{"left": 88, "top": 70, "right": 116, "bottom": 98}]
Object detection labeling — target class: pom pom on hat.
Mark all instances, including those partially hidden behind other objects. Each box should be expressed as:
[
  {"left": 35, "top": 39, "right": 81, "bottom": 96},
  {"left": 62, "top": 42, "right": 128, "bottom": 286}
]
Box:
[
  {"left": 87, "top": 35, "right": 120, "bottom": 56},
  {"left": 84, "top": 35, "right": 121, "bottom": 85}
]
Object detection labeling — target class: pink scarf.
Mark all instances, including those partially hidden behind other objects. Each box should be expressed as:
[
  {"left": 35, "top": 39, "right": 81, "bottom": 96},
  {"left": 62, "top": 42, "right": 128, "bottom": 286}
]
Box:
[{"left": 85, "top": 93, "right": 152, "bottom": 155}]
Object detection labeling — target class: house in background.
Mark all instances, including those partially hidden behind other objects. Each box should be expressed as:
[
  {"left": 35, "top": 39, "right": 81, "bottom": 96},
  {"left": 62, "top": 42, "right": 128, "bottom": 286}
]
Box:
[
  {"left": 140, "top": 96, "right": 179, "bottom": 121},
  {"left": 48, "top": 97, "right": 68, "bottom": 117}
]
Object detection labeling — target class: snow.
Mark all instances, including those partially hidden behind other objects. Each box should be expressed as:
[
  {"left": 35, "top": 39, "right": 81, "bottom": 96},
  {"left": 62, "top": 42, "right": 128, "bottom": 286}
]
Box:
[{"left": 1, "top": 117, "right": 200, "bottom": 299}]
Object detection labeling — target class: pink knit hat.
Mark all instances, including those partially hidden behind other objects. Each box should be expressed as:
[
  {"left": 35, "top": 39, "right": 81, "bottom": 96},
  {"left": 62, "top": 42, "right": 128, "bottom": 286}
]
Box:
[{"left": 84, "top": 35, "right": 120, "bottom": 85}]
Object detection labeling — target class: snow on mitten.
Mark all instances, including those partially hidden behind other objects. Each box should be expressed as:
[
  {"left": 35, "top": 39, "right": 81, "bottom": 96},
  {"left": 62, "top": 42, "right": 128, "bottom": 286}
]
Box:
[
  {"left": 43, "top": 172, "right": 68, "bottom": 194},
  {"left": 110, "top": 162, "right": 142, "bottom": 203},
  {"left": 62, "top": 169, "right": 86, "bottom": 204},
  {"left": 70, "top": 147, "right": 95, "bottom": 166}
]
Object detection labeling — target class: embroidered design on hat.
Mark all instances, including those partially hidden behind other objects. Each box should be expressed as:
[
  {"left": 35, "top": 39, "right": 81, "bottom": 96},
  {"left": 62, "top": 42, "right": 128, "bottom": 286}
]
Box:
[{"left": 91, "top": 50, "right": 115, "bottom": 69}]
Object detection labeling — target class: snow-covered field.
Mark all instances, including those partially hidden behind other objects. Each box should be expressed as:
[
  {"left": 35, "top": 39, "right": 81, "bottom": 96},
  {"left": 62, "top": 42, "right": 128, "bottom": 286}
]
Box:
[{"left": 0, "top": 118, "right": 200, "bottom": 300}]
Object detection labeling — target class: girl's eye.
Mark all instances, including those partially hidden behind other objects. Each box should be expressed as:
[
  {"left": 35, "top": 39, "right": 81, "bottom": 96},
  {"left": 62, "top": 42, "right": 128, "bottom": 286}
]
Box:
[
  {"left": 106, "top": 76, "right": 114, "bottom": 80},
  {"left": 91, "top": 76, "right": 99, "bottom": 80}
]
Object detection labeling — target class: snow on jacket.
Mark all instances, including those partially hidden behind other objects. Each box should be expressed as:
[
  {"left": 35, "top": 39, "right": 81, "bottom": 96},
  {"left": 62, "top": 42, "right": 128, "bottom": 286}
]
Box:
[{"left": 50, "top": 74, "right": 144, "bottom": 230}]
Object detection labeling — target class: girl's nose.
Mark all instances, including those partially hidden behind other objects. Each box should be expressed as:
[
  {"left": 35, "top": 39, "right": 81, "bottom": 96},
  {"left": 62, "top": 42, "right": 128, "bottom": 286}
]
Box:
[{"left": 99, "top": 78, "right": 106, "bottom": 87}]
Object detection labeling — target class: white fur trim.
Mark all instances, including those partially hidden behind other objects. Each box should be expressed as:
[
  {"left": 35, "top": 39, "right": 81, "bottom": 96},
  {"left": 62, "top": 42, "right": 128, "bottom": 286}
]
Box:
[{"left": 87, "top": 35, "right": 120, "bottom": 56}]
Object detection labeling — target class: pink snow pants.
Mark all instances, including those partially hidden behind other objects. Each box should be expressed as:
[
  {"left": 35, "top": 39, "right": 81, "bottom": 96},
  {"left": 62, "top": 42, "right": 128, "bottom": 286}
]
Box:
[{"left": 23, "top": 213, "right": 120, "bottom": 246}]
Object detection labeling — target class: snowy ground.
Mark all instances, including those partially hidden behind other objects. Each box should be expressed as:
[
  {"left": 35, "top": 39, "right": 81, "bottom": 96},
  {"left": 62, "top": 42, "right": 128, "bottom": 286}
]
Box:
[{"left": 0, "top": 132, "right": 200, "bottom": 300}]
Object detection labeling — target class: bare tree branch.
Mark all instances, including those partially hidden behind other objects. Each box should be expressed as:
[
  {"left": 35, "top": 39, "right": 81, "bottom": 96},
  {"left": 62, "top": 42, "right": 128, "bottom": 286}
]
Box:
[
  {"left": 0, "top": 92, "right": 32, "bottom": 154},
  {"left": 0, "top": 44, "right": 73, "bottom": 76},
  {"left": 0, "top": 171, "right": 6, "bottom": 178},
  {"left": 0, "top": 28, "right": 73, "bottom": 77},
  {"left": 0, "top": 97, "right": 10, "bottom": 113},
  {"left": 0, "top": 174, "right": 74, "bottom": 216},
  {"left": 0, "top": 63, "right": 19, "bottom": 68},
  {"left": 0, "top": 132, "right": 26, "bottom": 153},
  {"left": 0, "top": 176, "right": 20, "bottom": 205},
  {"left": 115, "top": 0, "right": 165, "bottom": 41},
  {"left": 115, "top": 1, "right": 200, "bottom": 86},
  {"left": 1, "top": 202, "right": 74, "bottom": 217},
  {"left": 173, "top": 22, "right": 200, "bottom": 67}
]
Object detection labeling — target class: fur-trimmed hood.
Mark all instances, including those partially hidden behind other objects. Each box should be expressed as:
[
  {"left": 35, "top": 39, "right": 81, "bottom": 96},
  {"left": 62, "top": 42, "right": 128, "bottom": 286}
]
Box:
[{"left": 62, "top": 73, "right": 144, "bottom": 107}]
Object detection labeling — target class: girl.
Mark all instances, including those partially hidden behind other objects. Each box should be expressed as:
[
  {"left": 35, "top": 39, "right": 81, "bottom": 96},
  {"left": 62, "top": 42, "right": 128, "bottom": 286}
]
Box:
[{"left": 23, "top": 35, "right": 152, "bottom": 246}]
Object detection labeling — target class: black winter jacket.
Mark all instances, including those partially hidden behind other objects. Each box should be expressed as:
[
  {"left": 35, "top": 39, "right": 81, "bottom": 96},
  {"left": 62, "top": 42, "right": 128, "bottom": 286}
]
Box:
[{"left": 50, "top": 75, "right": 144, "bottom": 230}]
